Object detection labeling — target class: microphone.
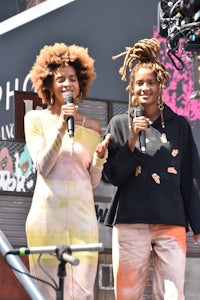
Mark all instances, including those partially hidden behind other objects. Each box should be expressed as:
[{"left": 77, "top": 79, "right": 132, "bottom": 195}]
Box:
[
  {"left": 64, "top": 91, "right": 74, "bottom": 137},
  {"left": 61, "top": 252, "right": 79, "bottom": 266},
  {"left": 70, "top": 243, "right": 104, "bottom": 252},
  {"left": 136, "top": 106, "right": 146, "bottom": 153}
]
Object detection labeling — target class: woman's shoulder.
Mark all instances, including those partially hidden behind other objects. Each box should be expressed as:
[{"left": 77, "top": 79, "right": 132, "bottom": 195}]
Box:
[
  {"left": 24, "top": 109, "right": 51, "bottom": 129},
  {"left": 108, "top": 112, "right": 128, "bottom": 127},
  {"left": 25, "top": 108, "right": 49, "bottom": 119},
  {"left": 84, "top": 118, "right": 101, "bottom": 134}
]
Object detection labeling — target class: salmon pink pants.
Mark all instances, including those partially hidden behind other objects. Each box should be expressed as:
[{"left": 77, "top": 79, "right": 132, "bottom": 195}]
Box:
[{"left": 112, "top": 224, "right": 186, "bottom": 300}]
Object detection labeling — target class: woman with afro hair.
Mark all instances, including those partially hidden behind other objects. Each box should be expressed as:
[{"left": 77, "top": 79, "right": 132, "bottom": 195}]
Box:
[{"left": 24, "top": 42, "right": 110, "bottom": 299}]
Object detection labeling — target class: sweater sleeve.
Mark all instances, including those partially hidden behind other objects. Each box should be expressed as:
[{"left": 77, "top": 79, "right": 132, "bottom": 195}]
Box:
[
  {"left": 24, "top": 110, "right": 67, "bottom": 177},
  {"left": 89, "top": 149, "right": 108, "bottom": 189},
  {"left": 103, "top": 115, "right": 144, "bottom": 187}
]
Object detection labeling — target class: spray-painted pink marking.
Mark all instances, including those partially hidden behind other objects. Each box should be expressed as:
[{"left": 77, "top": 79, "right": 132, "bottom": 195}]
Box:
[{"left": 153, "top": 26, "right": 200, "bottom": 126}]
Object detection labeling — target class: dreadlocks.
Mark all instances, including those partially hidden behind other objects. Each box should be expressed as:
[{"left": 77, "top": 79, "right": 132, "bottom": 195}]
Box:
[{"left": 112, "top": 38, "right": 169, "bottom": 129}]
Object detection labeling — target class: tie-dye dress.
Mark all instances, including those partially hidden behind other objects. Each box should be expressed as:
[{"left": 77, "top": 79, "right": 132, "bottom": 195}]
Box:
[{"left": 24, "top": 109, "right": 107, "bottom": 300}]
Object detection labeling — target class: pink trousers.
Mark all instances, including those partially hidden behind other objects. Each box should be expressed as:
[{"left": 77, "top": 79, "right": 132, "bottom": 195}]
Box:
[{"left": 112, "top": 224, "right": 186, "bottom": 300}]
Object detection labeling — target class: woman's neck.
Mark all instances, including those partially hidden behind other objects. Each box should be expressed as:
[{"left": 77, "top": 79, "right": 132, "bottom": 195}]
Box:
[{"left": 145, "top": 108, "right": 161, "bottom": 123}]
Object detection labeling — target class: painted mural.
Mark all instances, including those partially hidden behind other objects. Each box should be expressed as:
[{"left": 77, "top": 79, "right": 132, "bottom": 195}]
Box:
[
  {"left": 154, "top": 27, "right": 200, "bottom": 129},
  {"left": 0, "top": 141, "right": 35, "bottom": 193}
]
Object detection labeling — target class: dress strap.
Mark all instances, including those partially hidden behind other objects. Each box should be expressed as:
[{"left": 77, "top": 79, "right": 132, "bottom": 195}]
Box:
[{"left": 81, "top": 115, "right": 86, "bottom": 127}]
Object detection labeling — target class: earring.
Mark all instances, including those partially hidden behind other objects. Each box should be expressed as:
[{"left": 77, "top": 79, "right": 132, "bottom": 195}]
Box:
[
  {"left": 50, "top": 93, "right": 54, "bottom": 106},
  {"left": 157, "top": 94, "right": 165, "bottom": 128}
]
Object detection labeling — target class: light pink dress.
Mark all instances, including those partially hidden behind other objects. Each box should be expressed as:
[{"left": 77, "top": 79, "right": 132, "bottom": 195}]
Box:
[{"left": 24, "top": 109, "right": 107, "bottom": 299}]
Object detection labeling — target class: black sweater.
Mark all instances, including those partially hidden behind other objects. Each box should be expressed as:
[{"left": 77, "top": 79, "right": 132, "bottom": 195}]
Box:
[{"left": 103, "top": 104, "right": 200, "bottom": 234}]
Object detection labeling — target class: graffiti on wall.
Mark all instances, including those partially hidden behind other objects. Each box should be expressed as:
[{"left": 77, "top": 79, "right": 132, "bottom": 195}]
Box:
[
  {"left": 0, "top": 141, "right": 35, "bottom": 193},
  {"left": 95, "top": 202, "right": 112, "bottom": 249},
  {"left": 153, "top": 26, "right": 200, "bottom": 126}
]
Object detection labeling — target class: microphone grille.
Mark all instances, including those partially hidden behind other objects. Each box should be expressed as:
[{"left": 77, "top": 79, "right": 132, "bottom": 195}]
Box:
[
  {"left": 136, "top": 106, "right": 145, "bottom": 117},
  {"left": 64, "top": 92, "right": 74, "bottom": 104}
]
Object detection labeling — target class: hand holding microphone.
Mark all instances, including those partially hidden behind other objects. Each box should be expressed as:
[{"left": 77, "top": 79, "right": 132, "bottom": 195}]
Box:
[
  {"left": 136, "top": 106, "right": 146, "bottom": 153},
  {"left": 64, "top": 91, "right": 75, "bottom": 137}
]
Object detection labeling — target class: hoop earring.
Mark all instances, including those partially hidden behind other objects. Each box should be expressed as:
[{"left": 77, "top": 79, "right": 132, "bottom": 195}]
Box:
[{"left": 50, "top": 93, "right": 55, "bottom": 106}]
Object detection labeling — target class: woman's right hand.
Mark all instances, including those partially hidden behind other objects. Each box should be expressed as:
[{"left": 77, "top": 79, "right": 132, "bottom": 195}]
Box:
[
  {"left": 128, "top": 115, "right": 149, "bottom": 151},
  {"left": 61, "top": 102, "right": 78, "bottom": 121},
  {"left": 131, "top": 115, "right": 150, "bottom": 136}
]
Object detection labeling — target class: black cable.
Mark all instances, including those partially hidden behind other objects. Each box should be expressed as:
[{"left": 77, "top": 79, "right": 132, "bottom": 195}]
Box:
[
  {"left": 167, "top": 49, "right": 185, "bottom": 70},
  {"left": 37, "top": 253, "right": 58, "bottom": 288},
  {"left": 4, "top": 252, "right": 58, "bottom": 291}
]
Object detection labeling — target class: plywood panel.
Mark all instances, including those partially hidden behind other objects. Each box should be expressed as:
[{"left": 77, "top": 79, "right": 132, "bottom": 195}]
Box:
[{"left": 0, "top": 254, "right": 31, "bottom": 300}]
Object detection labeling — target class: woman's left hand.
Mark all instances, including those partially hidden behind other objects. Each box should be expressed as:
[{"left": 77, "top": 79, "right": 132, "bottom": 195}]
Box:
[{"left": 95, "top": 134, "right": 111, "bottom": 158}]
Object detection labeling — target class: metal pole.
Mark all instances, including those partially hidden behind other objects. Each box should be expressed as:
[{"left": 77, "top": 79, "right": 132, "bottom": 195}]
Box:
[{"left": 0, "top": 230, "right": 46, "bottom": 300}]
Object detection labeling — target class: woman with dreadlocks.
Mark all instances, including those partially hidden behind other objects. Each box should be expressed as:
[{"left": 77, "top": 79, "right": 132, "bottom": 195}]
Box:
[
  {"left": 24, "top": 42, "right": 110, "bottom": 299},
  {"left": 103, "top": 38, "right": 200, "bottom": 299}
]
